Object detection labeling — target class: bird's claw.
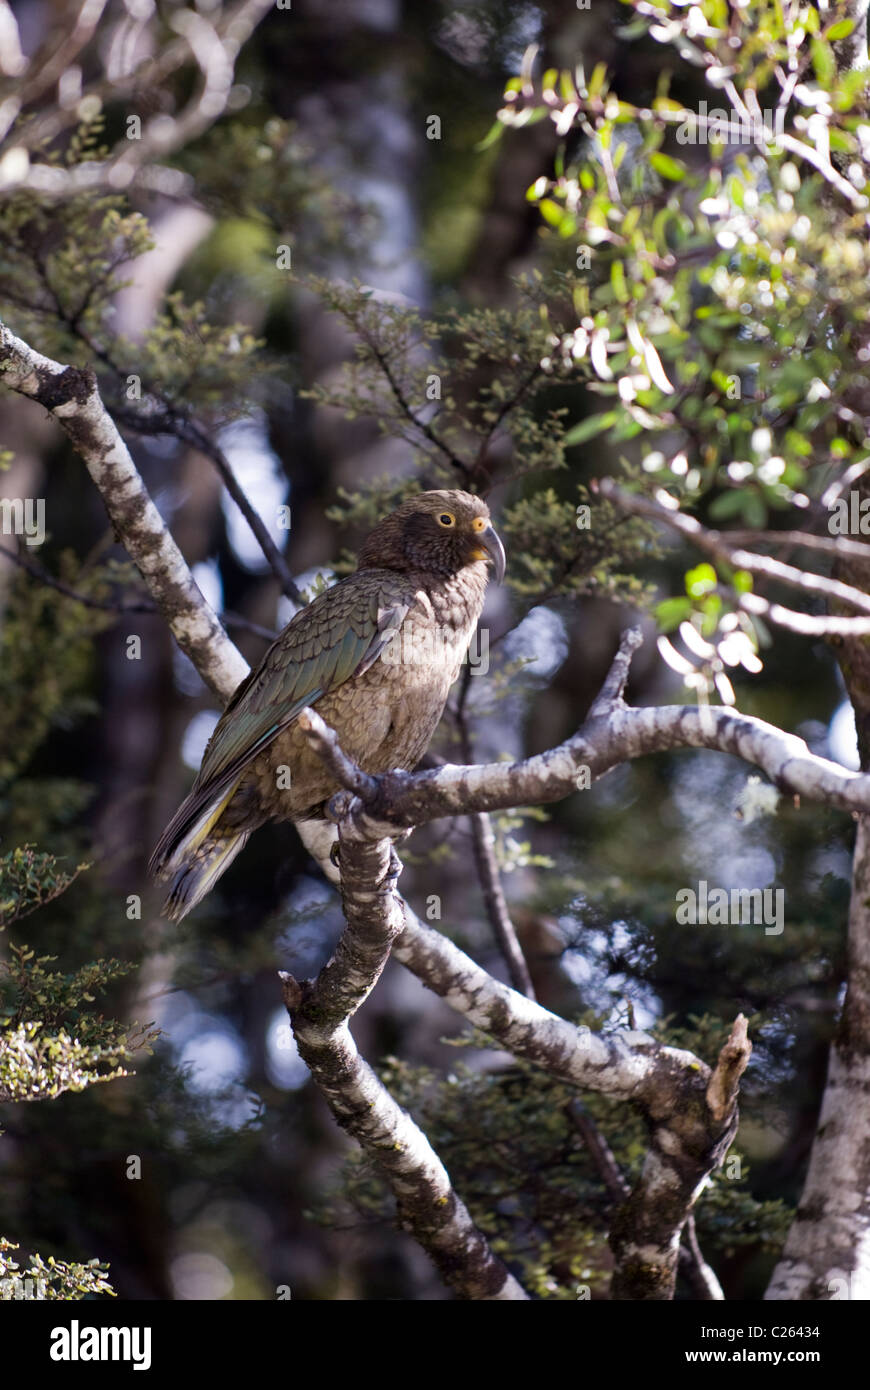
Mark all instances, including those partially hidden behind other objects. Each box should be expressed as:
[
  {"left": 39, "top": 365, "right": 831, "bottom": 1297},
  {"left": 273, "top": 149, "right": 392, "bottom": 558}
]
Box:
[{"left": 379, "top": 843, "right": 403, "bottom": 889}]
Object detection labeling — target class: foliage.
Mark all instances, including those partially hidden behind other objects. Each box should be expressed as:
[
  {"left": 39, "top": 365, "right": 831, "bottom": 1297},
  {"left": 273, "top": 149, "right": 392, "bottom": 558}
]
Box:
[
  {"left": 320, "top": 1027, "right": 789, "bottom": 1298},
  {"left": 478, "top": 1, "right": 870, "bottom": 674},
  {"left": 179, "top": 116, "right": 374, "bottom": 262},
  {"left": 305, "top": 276, "right": 656, "bottom": 608},
  {"left": 0, "top": 569, "right": 152, "bottom": 1297},
  {"left": 0, "top": 0, "right": 862, "bottom": 1301},
  {"left": 0, "top": 846, "right": 87, "bottom": 929},
  {"left": 0, "top": 1238, "right": 113, "bottom": 1301}
]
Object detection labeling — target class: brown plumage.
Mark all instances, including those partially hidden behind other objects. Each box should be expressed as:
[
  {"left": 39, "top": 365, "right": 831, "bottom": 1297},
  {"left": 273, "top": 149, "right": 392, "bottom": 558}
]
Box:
[{"left": 149, "top": 489, "right": 505, "bottom": 919}]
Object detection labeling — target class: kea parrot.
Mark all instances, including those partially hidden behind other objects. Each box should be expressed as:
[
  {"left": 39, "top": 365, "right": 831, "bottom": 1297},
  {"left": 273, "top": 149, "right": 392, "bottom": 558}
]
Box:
[{"left": 149, "top": 489, "right": 506, "bottom": 920}]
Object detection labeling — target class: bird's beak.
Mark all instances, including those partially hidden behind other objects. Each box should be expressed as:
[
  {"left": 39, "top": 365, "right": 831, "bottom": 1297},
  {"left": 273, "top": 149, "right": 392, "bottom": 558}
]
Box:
[{"left": 476, "top": 524, "right": 506, "bottom": 584}]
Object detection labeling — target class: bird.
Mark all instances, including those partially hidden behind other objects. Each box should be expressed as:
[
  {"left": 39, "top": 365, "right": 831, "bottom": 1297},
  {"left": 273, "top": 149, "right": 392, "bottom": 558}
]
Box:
[{"left": 149, "top": 489, "right": 506, "bottom": 920}]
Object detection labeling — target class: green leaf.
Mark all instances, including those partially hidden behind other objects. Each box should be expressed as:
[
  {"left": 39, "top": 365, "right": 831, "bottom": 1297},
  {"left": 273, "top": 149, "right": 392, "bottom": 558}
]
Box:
[
  {"left": 811, "top": 38, "right": 836, "bottom": 85},
  {"left": 539, "top": 199, "right": 565, "bottom": 228},
  {"left": 587, "top": 62, "right": 609, "bottom": 99},
  {"left": 740, "top": 491, "right": 767, "bottom": 527},
  {"left": 709, "top": 490, "right": 748, "bottom": 520},
  {"left": 826, "top": 18, "right": 855, "bottom": 41},
  {"left": 563, "top": 411, "right": 619, "bottom": 446},
  {"left": 650, "top": 151, "right": 687, "bottom": 181},
  {"left": 685, "top": 563, "right": 718, "bottom": 598},
  {"left": 476, "top": 120, "right": 505, "bottom": 152},
  {"left": 656, "top": 597, "right": 692, "bottom": 631},
  {"left": 611, "top": 259, "right": 629, "bottom": 303}
]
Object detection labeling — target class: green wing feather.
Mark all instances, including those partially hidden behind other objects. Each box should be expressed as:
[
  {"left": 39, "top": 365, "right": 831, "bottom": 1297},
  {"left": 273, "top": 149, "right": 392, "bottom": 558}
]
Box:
[
  {"left": 149, "top": 574, "right": 410, "bottom": 880},
  {"left": 197, "top": 577, "right": 408, "bottom": 788}
]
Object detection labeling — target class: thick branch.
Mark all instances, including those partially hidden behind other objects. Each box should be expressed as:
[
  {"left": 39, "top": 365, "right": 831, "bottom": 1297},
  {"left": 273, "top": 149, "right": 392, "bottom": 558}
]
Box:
[
  {"left": 286, "top": 987, "right": 527, "bottom": 1300},
  {"left": 394, "top": 905, "right": 735, "bottom": 1299},
  {"left": 283, "top": 833, "right": 527, "bottom": 1301},
  {"left": 565, "top": 1101, "right": 724, "bottom": 1300},
  {"left": 706, "top": 1014, "right": 752, "bottom": 1126},
  {"left": 325, "top": 700, "right": 870, "bottom": 840},
  {"left": 765, "top": 816, "right": 870, "bottom": 1301},
  {"left": 0, "top": 320, "right": 247, "bottom": 700},
  {"left": 299, "top": 696, "right": 742, "bottom": 1300},
  {"left": 589, "top": 627, "right": 644, "bottom": 715},
  {"left": 296, "top": 707, "right": 380, "bottom": 801}
]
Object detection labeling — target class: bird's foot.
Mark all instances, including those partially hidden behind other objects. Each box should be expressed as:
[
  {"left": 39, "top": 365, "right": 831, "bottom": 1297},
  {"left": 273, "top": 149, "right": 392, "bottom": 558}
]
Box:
[{"left": 379, "top": 843, "right": 403, "bottom": 890}]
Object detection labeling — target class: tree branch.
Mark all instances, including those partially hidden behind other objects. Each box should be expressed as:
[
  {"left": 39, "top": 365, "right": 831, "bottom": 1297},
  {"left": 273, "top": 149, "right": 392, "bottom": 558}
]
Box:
[
  {"left": 114, "top": 397, "right": 302, "bottom": 606},
  {"left": 0, "top": 544, "right": 279, "bottom": 641},
  {"left": 10, "top": 317, "right": 825, "bottom": 1300},
  {"left": 282, "top": 832, "right": 527, "bottom": 1301},
  {"left": 468, "top": 811, "right": 536, "bottom": 998},
  {"left": 599, "top": 480, "right": 870, "bottom": 631},
  {"left": 320, "top": 696, "right": 870, "bottom": 841},
  {"left": 3, "top": 0, "right": 275, "bottom": 196},
  {"left": 0, "top": 319, "right": 247, "bottom": 700},
  {"left": 393, "top": 904, "right": 736, "bottom": 1299},
  {"left": 454, "top": 668, "right": 536, "bottom": 998}
]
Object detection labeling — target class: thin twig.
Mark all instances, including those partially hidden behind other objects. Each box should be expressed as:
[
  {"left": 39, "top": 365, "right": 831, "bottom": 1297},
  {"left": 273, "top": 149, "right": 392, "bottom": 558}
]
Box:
[
  {"left": 353, "top": 323, "right": 472, "bottom": 482},
  {"left": 589, "top": 627, "right": 644, "bottom": 716},
  {"left": 600, "top": 480, "right": 870, "bottom": 634},
  {"left": 456, "top": 671, "right": 536, "bottom": 998},
  {"left": 0, "top": 545, "right": 279, "bottom": 641},
  {"left": 172, "top": 415, "right": 302, "bottom": 605},
  {"left": 600, "top": 481, "right": 870, "bottom": 616},
  {"left": 566, "top": 1100, "right": 629, "bottom": 1200},
  {"left": 47, "top": 319, "right": 303, "bottom": 608},
  {"left": 724, "top": 529, "right": 870, "bottom": 560},
  {"left": 468, "top": 811, "right": 536, "bottom": 999}
]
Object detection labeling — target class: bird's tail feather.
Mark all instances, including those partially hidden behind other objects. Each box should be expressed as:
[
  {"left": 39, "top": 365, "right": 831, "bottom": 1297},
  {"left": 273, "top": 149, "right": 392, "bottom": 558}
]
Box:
[
  {"left": 160, "top": 830, "right": 251, "bottom": 922},
  {"left": 149, "top": 773, "right": 247, "bottom": 921}
]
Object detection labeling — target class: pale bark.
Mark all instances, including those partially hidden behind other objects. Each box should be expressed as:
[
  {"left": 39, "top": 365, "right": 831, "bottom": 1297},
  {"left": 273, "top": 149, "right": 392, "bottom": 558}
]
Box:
[
  {"left": 282, "top": 833, "right": 528, "bottom": 1301},
  {"left": 315, "top": 700, "right": 870, "bottom": 841},
  {"left": 0, "top": 320, "right": 247, "bottom": 700},
  {"left": 601, "top": 480, "right": 870, "bottom": 636},
  {"left": 765, "top": 817, "right": 870, "bottom": 1300},
  {"left": 398, "top": 889, "right": 748, "bottom": 1301}
]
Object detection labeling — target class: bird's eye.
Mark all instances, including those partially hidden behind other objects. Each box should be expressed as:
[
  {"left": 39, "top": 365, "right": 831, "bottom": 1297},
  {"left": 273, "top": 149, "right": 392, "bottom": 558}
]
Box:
[
  {"left": 437, "top": 512, "right": 455, "bottom": 527},
  {"left": 471, "top": 516, "right": 487, "bottom": 533}
]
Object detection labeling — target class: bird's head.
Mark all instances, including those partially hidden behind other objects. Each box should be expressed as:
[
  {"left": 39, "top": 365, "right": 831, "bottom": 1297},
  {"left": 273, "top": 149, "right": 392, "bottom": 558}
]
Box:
[{"left": 357, "top": 490, "right": 506, "bottom": 583}]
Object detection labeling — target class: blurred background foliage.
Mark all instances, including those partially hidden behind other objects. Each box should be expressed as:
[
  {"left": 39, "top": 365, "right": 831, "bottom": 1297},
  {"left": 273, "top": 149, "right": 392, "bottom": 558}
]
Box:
[{"left": 0, "top": 0, "right": 861, "bottom": 1299}]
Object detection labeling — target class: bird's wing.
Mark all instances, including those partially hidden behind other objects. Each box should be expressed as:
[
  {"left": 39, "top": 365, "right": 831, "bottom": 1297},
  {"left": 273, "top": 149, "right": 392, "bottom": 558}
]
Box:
[
  {"left": 198, "top": 576, "right": 410, "bottom": 791},
  {"left": 149, "top": 576, "right": 411, "bottom": 881}
]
